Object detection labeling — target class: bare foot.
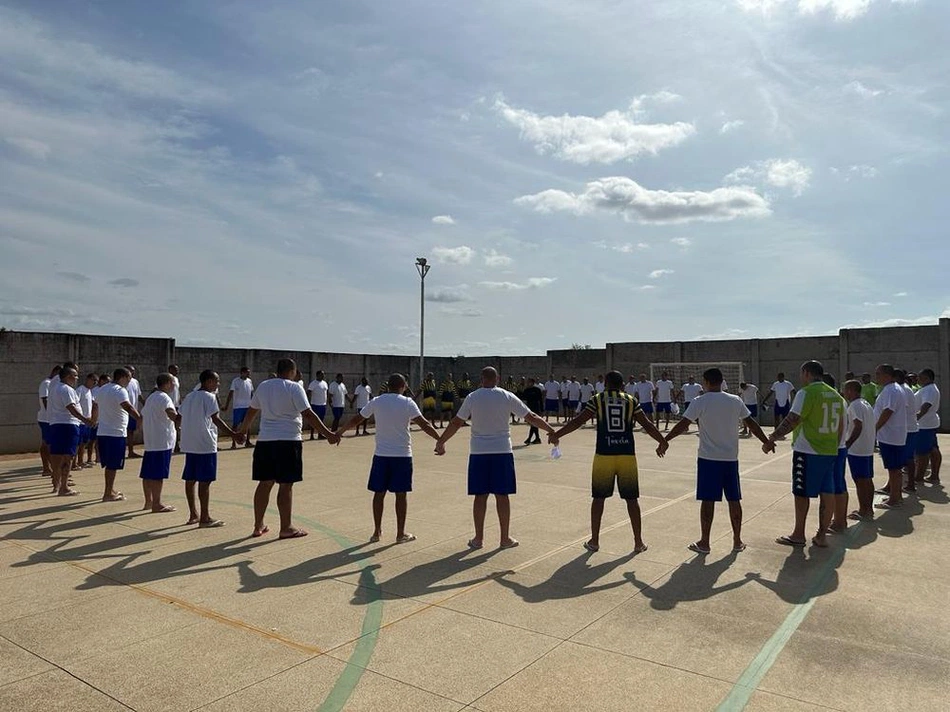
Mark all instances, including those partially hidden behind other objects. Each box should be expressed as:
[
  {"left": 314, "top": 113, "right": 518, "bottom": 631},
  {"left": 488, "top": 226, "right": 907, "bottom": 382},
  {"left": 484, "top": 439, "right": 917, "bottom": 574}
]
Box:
[
  {"left": 251, "top": 525, "right": 270, "bottom": 538},
  {"left": 150, "top": 504, "right": 176, "bottom": 513},
  {"left": 58, "top": 488, "right": 80, "bottom": 497},
  {"left": 101, "top": 493, "right": 125, "bottom": 502},
  {"left": 186, "top": 515, "right": 200, "bottom": 525},
  {"left": 633, "top": 542, "right": 648, "bottom": 554}
]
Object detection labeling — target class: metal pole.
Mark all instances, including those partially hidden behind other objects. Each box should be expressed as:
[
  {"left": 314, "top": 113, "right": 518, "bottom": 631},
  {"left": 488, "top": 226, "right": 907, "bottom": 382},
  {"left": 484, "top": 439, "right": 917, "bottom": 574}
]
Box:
[{"left": 415, "top": 258, "right": 429, "bottom": 391}]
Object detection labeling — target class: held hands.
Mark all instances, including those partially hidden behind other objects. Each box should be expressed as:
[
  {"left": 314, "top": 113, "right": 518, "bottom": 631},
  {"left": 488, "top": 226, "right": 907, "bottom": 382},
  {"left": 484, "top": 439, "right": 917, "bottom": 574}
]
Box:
[
  {"left": 547, "top": 433, "right": 559, "bottom": 446},
  {"left": 233, "top": 432, "right": 246, "bottom": 446},
  {"left": 655, "top": 440, "right": 669, "bottom": 458},
  {"left": 326, "top": 432, "right": 341, "bottom": 446},
  {"left": 434, "top": 441, "right": 446, "bottom": 456},
  {"left": 762, "top": 438, "right": 776, "bottom": 454}
]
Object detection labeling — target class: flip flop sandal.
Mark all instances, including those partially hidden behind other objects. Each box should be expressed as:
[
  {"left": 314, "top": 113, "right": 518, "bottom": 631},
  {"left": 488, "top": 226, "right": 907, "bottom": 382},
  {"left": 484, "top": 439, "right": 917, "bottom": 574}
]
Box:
[
  {"left": 467, "top": 538, "right": 483, "bottom": 550},
  {"left": 396, "top": 533, "right": 417, "bottom": 543},
  {"left": 279, "top": 529, "right": 308, "bottom": 540},
  {"left": 811, "top": 537, "right": 829, "bottom": 548},
  {"left": 500, "top": 539, "right": 520, "bottom": 549},
  {"left": 775, "top": 536, "right": 806, "bottom": 547},
  {"left": 369, "top": 533, "right": 381, "bottom": 543},
  {"left": 688, "top": 542, "right": 711, "bottom": 555},
  {"left": 251, "top": 525, "right": 270, "bottom": 538},
  {"left": 874, "top": 501, "right": 902, "bottom": 510},
  {"left": 583, "top": 540, "right": 599, "bottom": 552},
  {"left": 199, "top": 520, "right": 226, "bottom": 528},
  {"left": 733, "top": 543, "right": 748, "bottom": 552}
]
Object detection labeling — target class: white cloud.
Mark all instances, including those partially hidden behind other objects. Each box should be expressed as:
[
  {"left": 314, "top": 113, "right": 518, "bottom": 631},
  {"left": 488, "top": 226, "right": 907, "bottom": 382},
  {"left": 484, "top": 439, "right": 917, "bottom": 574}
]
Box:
[
  {"left": 426, "top": 285, "right": 471, "bottom": 303},
  {"left": 831, "top": 164, "right": 879, "bottom": 181},
  {"left": 515, "top": 177, "right": 771, "bottom": 224},
  {"left": 431, "top": 245, "right": 474, "bottom": 264},
  {"left": 494, "top": 96, "right": 695, "bottom": 164},
  {"left": 737, "top": 0, "right": 916, "bottom": 21},
  {"left": 844, "top": 80, "right": 883, "bottom": 98},
  {"left": 613, "top": 242, "right": 650, "bottom": 253},
  {"left": 431, "top": 214, "right": 456, "bottom": 225},
  {"left": 440, "top": 306, "right": 483, "bottom": 317},
  {"left": 649, "top": 269, "right": 675, "bottom": 279},
  {"left": 479, "top": 277, "right": 556, "bottom": 291},
  {"left": 5, "top": 137, "right": 51, "bottom": 160},
  {"left": 671, "top": 237, "right": 692, "bottom": 247},
  {"left": 483, "top": 249, "right": 512, "bottom": 267},
  {"left": 862, "top": 301, "right": 891, "bottom": 307},
  {"left": 725, "top": 158, "right": 812, "bottom": 196},
  {"left": 894, "top": 292, "right": 908, "bottom": 297},
  {"left": 695, "top": 328, "right": 751, "bottom": 340},
  {"left": 720, "top": 120, "right": 745, "bottom": 134},
  {"left": 638, "top": 285, "right": 656, "bottom": 291}
]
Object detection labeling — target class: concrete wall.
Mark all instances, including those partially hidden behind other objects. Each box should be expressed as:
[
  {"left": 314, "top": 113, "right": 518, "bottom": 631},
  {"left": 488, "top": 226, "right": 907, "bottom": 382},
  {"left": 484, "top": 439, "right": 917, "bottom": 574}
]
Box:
[{"left": 3, "top": 321, "right": 948, "bottom": 453}]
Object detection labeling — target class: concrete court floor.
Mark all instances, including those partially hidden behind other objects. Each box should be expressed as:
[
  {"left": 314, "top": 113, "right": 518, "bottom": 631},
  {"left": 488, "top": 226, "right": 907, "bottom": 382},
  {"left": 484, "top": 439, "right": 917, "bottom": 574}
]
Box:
[{"left": 0, "top": 425, "right": 948, "bottom": 712}]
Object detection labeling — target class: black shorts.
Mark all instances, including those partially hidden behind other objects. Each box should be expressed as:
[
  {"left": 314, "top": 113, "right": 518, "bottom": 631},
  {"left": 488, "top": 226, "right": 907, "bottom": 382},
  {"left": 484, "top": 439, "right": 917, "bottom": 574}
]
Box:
[{"left": 252, "top": 441, "right": 303, "bottom": 484}]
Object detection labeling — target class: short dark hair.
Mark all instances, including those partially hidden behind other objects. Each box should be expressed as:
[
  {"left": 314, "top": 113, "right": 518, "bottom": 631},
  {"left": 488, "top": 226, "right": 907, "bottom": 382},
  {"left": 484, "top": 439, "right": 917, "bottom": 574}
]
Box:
[
  {"left": 240, "top": 366, "right": 250, "bottom": 373},
  {"left": 844, "top": 379, "right": 862, "bottom": 396},
  {"left": 50, "top": 365, "right": 62, "bottom": 376},
  {"left": 199, "top": 369, "right": 218, "bottom": 385},
  {"left": 801, "top": 361, "right": 824, "bottom": 378},
  {"left": 277, "top": 359, "right": 296, "bottom": 377},
  {"left": 387, "top": 373, "right": 406, "bottom": 391},
  {"left": 113, "top": 367, "right": 131, "bottom": 381},
  {"left": 62, "top": 361, "right": 78, "bottom": 372},
  {"left": 703, "top": 368, "right": 724, "bottom": 386},
  {"left": 822, "top": 374, "right": 836, "bottom": 388},
  {"left": 921, "top": 368, "right": 935, "bottom": 380},
  {"left": 877, "top": 364, "right": 895, "bottom": 377},
  {"left": 605, "top": 371, "right": 624, "bottom": 389},
  {"left": 894, "top": 369, "right": 906, "bottom": 384},
  {"left": 156, "top": 373, "right": 173, "bottom": 389},
  {"left": 85, "top": 372, "right": 97, "bottom": 381}
]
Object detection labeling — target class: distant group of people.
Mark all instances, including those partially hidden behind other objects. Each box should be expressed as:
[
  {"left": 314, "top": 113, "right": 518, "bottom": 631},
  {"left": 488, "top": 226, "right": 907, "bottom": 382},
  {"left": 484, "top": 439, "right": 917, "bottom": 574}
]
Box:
[{"left": 33, "top": 356, "right": 941, "bottom": 555}]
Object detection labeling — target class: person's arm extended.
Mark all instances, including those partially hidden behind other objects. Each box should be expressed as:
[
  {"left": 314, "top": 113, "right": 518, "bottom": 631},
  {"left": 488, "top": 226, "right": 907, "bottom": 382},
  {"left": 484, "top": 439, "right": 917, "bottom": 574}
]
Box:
[
  {"left": 746, "top": 417, "right": 771, "bottom": 447},
  {"left": 918, "top": 402, "right": 932, "bottom": 420},
  {"left": 761, "top": 390, "right": 773, "bottom": 406},
  {"left": 550, "top": 410, "right": 594, "bottom": 444},
  {"left": 67, "top": 403, "right": 94, "bottom": 426},
  {"left": 412, "top": 415, "right": 441, "bottom": 441},
  {"left": 525, "top": 411, "right": 556, "bottom": 439},
  {"left": 303, "top": 408, "right": 339, "bottom": 443},
  {"left": 336, "top": 414, "right": 365, "bottom": 436},
  {"left": 665, "top": 417, "right": 693, "bottom": 443},
  {"left": 223, "top": 390, "right": 233, "bottom": 411},
  {"left": 164, "top": 407, "right": 181, "bottom": 426},
  {"left": 764, "top": 413, "right": 800, "bottom": 452},
  {"left": 435, "top": 416, "right": 466, "bottom": 454},
  {"left": 875, "top": 409, "right": 893, "bottom": 432},
  {"left": 121, "top": 402, "right": 142, "bottom": 421},
  {"left": 634, "top": 411, "right": 668, "bottom": 457},
  {"left": 91, "top": 402, "right": 99, "bottom": 426},
  {"left": 211, "top": 413, "right": 240, "bottom": 443}
]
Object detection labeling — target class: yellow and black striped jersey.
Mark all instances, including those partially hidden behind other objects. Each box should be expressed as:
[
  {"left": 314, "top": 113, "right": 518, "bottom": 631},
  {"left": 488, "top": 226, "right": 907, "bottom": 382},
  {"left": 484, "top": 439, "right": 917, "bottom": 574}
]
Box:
[{"left": 584, "top": 390, "right": 641, "bottom": 456}]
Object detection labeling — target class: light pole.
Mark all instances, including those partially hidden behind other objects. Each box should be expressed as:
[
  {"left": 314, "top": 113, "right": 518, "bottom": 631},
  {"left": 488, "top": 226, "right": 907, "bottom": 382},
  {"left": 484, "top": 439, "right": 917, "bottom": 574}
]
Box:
[{"left": 415, "top": 257, "right": 430, "bottom": 390}]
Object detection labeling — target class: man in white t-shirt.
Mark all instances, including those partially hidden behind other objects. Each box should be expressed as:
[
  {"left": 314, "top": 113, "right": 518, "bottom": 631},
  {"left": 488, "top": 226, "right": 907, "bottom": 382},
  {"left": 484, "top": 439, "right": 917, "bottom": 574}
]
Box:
[
  {"left": 633, "top": 375, "right": 655, "bottom": 419},
  {"left": 91, "top": 372, "right": 110, "bottom": 466},
  {"left": 96, "top": 368, "right": 141, "bottom": 502},
  {"left": 37, "top": 365, "right": 62, "bottom": 476},
  {"left": 306, "top": 370, "right": 330, "bottom": 440},
  {"left": 543, "top": 375, "right": 561, "bottom": 422},
  {"left": 348, "top": 378, "right": 373, "bottom": 436},
  {"left": 737, "top": 382, "right": 760, "bottom": 436},
  {"left": 181, "top": 370, "right": 241, "bottom": 527},
  {"left": 763, "top": 373, "right": 795, "bottom": 435},
  {"left": 436, "top": 367, "right": 555, "bottom": 549},
  {"left": 48, "top": 366, "right": 96, "bottom": 496},
  {"left": 595, "top": 374, "right": 606, "bottom": 394},
  {"left": 653, "top": 372, "right": 675, "bottom": 430},
  {"left": 238, "top": 359, "right": 340, "bottom": 539},
  {"left": 559, "top": 376, "right": 571, "bottom": 422},
  {"left": 579, "top": 377, "right": 596, "bottom": 406},
  {"left": 566, "top": 376, "right": 582, "bottom": 415},
  {"left": 139, "top": 374, "right": 181, "bottom": 514},
  {"left": 872, "top": 364, "right": 907, "bottom": 509},
  {"left": 329, "top": 373, "right": 348, "bottom": 431},
  {"left": 842, "top": 379, "right": 876, "bottom": 520},
  {"left": 224, "top": 367, "right": 255, "bottom": 449},
  {"left": 337, "top": 373, "right": 440, "bottom": 543},
  {"left": 915, "top": 368, "right": 942, "bottom": 484},
  {"left": 168, "top": 364, "right": 182, "bottom": 453},
  {"left": 125, "top": 365, "right": 143, "bottom": 458},
  {"left": 895, "top": 370, "right": 920, "bottom": 493},
  {"left": 75, "top": 373, "right": 98, "bottom": 469},
  {"left": 665, "top": 368, "right": 771, "bottom": 554},
  {"left": 680, "top": 376, "right": 704, "bottom": 432}
]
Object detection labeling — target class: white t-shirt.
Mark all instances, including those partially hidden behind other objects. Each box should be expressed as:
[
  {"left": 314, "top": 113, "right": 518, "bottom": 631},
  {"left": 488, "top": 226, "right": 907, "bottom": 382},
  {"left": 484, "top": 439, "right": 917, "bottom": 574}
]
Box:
[
  {"left": 456, "top": 387, "right": 530, "bottom": 455},
  {"left": 48, "top": 382, "right": 81, "bottom": 426},
  {"left": 360, "top": 394, "right": 422, "bottom": 457},
  {"left": 251, "top": 378, "right": 311, "bottom": 442},
  {"left": 739, "top": 384, "right": 759, "bottom": 406},
  {"left": 595, "top": 381, "right": 606, "bottom": 394},
  {"left": 170, "top": 375, "right": 181, "bottom": 406},
  {"left": 230, "top": 377, "right": 254, "bottom": 408},
  {"left": 544, "top": 380, "right": 560, "bottom": 399},
  {"left": 565, "top": 381, "right": 580, "bottom": 400},
  {"left": 96, "top": 383, "right": 131, "bottom": 438},
  {"left": 655, "top": 380, "right": 674, "bottom": 403},
  {"left": 180, "top": 390, "right": 219, "bottom": 454},
  {"left": 683, "top": 392, "right": 750, "bottom": 461},
  {"left": 901, "top": 384, "right": 919, "bottom": 433},
  {"left": 142, "top": 391, "right": 177, "bottom": 452},
  {"left": 846, "top": 398, "right": 876, "bottom": 457},
  {"left": 682, "top": 383, "right": 703, "bottom": 401},
  {"left": 771, "top": 380, "right": 795, "bottom": 407},
  {"left": 329, "top": 381, "right": 348, "bottom": 408},
  {"left": 634, "top": 381, "right": 655, "bottom": 402},
  {"left": 560, "top": 381, "right": 570, "bottom": 398},
  {"left": 127, "top": 377, "right": 142, "bottom": 410},
  {"left": 917, "top": 383, "right": 941, "bottom": 429},
  {"left": 91, "top": 385, "right": 101, "bottom": 403},
  {"left": 307, "top": 379, "right": 328, "bottom": 406},
  {"left": 579, "top": 383, "right": 595, "bottom": 402},
  {"left": 76, "top": 385, "right": 94, "bottom": 419},
  {"left": 37, "top": 378, "right": 51, "bottom": 422},
  {"left": 355, "top": 384, "right": 372, "bottom": 409},
  {"left": 873, "top": 382, "right": 907, "bottom": 446}
]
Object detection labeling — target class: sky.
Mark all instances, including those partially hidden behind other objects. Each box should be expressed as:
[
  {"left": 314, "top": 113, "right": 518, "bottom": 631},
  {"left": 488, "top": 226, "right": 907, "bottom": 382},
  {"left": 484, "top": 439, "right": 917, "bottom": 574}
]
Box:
[{"left": 1, "top": 0, "right": 948, "bottom": 356}]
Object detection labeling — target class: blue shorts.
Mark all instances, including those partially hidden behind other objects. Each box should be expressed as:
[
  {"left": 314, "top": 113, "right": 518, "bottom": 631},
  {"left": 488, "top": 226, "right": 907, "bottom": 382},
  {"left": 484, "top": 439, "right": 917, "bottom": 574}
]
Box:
[
  {"left": 49, "top": 424, "right": 80, "bottom": 456},
  {"left": 311, "top": 404, "right": 327, "bottom": 420},
  {"left": 140, "top": 449, "right": 172, "bottom": 480},
  {"left": 656, "top": 402, "right": 672, "bottom": 414},
  {"left": 832, "top": 447, "right": 848, "bottom": 495},
  {"left": 879, "top": 442, "right": 905, "bottom": 471},
  {"left": 917, "top": 428, "right": 938, "bottom": 456},
  {"left": 792, "top": 452, "right": 836, "bottom": 498},
  {"left": 90, "top": 426, "right": 98, "bottom": 442},
  {"left": 232, "top": 407, "right": 248, "bottom": 429},
  {"left": 696, "top": 458, "right": 741, "bottom": 502},
  {"left": 79, "top": 425, "right": 92, "bottom": 444},
  {"left": 98, "top": 435, "right": 126, "bottom": 470},
  {"left": 39, "top": 422, "right": 51, "bottom": 444},
  {"left": 747, "top": 404, "right": 759, "bottom": 418},
  {"left": 567, "top": 400, "right": 579, "bottom": 411},
  {"left": 774, "top": 403, "right": 791, "bottom": 419},
  {"left": 182, "top": 452, "right": 218, "bottom": 482},
  {"left": 127, "top": 417, "right": 137, "bottom": 433},
  {"left": 367, "top": 456, "right": 413, "bottom": 493},
  {"left": 640, "top": 402, "right": 654, "bottom": 414},
  {"left": 545, "top": 398, "right": 559, "bottom": 412},
  {"left": 847, "top": 454, "right": 874, "bottom": 480},
  {"left": 468, "top": 453, "right": 516, "bottom": 495},
  {"left": 904, "top": 431, "right": 918, "bottom": 463},
  {"left": 332, "top": 406, "right": 344, "bottom": 420}
]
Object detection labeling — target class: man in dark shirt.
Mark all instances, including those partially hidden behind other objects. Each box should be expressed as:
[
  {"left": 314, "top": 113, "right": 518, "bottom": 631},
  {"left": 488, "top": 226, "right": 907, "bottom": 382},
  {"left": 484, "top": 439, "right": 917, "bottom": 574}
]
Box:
[{"left": 522, "top": 378, "right": 545, "bottom": 445}]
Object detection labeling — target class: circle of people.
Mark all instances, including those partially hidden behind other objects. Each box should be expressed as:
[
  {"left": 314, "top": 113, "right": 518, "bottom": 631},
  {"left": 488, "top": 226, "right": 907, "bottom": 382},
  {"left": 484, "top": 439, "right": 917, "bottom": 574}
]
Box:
[{"left": 35, "top": 358, "right": 940, "bottom": 552}]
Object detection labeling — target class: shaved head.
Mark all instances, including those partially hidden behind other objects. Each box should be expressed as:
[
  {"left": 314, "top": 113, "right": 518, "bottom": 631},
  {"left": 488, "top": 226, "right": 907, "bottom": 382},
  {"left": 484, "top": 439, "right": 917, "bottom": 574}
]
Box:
[{"left": 481, "top": 367, "right": 498, "bottom": 387}]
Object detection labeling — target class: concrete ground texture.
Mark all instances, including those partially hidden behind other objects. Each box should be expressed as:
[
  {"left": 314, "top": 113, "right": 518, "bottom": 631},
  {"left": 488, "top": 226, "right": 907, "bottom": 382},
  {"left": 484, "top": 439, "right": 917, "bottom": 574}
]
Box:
[{"left": 1, "top": 425, "right": 948, "bottom": 711}]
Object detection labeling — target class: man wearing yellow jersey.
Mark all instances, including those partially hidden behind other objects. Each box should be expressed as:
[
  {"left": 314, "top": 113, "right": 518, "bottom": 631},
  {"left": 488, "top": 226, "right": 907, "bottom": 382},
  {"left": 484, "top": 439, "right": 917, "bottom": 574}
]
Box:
[
  {"left": 420, "top": 372, "right": 438, "bottom": 427},
  {"left": 550, "top": 371, "right": 668, "bottom": 554},
  {"left": 439, "top": 373, "right": 457, "bottom": 427}
]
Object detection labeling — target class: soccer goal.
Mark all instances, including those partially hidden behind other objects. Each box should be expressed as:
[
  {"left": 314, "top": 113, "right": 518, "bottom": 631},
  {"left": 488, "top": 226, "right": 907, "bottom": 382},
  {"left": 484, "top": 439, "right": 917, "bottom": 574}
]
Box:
[{"left": 650, "top": 362, "right": 745, "bottom": 401}]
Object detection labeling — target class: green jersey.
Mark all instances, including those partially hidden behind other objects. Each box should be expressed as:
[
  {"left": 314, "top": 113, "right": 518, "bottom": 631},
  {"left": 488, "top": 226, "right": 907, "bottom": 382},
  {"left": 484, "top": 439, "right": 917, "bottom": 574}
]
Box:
[
  {"left": 792, "top": 382, "right": 846, "bottom": 456},
  {"left": 860, "top": 382, "right": 879, "bottom": 406}
]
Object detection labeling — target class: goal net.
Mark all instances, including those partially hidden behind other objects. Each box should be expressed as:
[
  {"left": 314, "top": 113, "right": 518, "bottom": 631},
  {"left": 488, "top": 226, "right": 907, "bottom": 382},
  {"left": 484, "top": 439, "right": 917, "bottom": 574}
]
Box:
[{"left": 650, "top": 362, "right": 745, "bottom": 405}]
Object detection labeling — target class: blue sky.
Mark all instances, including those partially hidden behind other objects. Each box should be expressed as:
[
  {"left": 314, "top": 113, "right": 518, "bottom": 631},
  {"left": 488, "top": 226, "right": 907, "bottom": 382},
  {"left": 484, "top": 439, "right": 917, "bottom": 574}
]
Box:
[{"left": 1, "top": 0, "right": 947, "bottom": 355}]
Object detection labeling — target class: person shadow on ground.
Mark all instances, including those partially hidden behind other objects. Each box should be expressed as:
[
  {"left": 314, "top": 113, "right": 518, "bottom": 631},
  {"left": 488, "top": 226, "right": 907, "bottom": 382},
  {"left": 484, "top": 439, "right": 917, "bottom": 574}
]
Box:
[
  {"left": 492, "top": 551, "right": 636, "bottom": 602},
  {"left": 624, "top": 551, "right": 753, "bottom": 611},
  {"left": 746, "top": 545, "right": 841, "bottom": 605}
]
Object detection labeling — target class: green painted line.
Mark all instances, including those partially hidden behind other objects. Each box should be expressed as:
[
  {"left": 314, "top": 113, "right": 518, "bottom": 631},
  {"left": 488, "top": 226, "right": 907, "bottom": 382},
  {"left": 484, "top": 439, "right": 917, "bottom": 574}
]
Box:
[
  {"left": 715, "top": 524, "right": 861, "bottom": 711},
  {"left": 165, "top": 494, "right": 382, "bottom": 712}
]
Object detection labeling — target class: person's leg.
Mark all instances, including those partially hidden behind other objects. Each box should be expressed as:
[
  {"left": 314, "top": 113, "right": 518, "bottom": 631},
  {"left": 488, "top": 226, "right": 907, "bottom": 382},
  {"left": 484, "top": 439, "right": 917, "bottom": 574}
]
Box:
[
  {"left": 198, "top": 482, "right": 212, "bottom": 523},
  {"left": 103, "top": 468, "right": 121, "bottom": 502},
  {"left": 815, "top": 493, "right": 834, "bottom": 546},
  {"left": 276, "top": 483, "right": 299, "bottom": 535},
  {"left": 395, "top": 492, "right": 409, "bottom": 539},
  {"left": 854, "top": 478, "right": 874, "bottom": 517},
  {"left": 40, "top": 439, "right": 52, "bottom": 475},
  {"left": 929, "top": 446, "right": 942, "bottom": 482},
  {"left": 372, "top": 491, "right": 386, "bottom": 540},
  {"left": 904, "top": 455, "right": 917, "bottom": 492},
  {"left": 789, "top": 495, "right": 809, "bottom": 543},
  {"left": 185, "top": 480, "right": 199, "bottom": 523},
  {"left": 697, "top": 500, "right": 714, "bottom": 551},
  {"left": 495, "top": 494, "right": 514, "bottom": 546},
  {"left": 831, "top": 492, "right": 849, "bottom": 531},
  {"left": 472, "top": 494, "right": 488, "bottom": 546},
  {"left": 253, "top": 481, "right": 274, "bottom": 535},
  {"left": 589, "top": 497, "right": 605, "bottom": 548},
  {"left": 141, "top": 478, "right": 151, "bottom": 510},
  {"left": 728, "top": 501, "right": 744, "bottom": 550},
  {"left": 152, "top": 480, "right": 171, "bottom": 513},
  {"left": 915, "top": 454, "right": 930, "bottom": 483},
  {"left": 626, "top": 499, "right": 646, "bottom": 552},
  {"left": 887, "top": 467, "right": 903, "bottom": 505}
]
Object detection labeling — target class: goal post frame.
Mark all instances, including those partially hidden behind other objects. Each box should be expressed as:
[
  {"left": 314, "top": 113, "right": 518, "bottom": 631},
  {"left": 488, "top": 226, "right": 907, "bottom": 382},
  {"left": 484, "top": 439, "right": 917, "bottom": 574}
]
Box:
[{"left": 649, "top": 362, "right": 745, "bottom": 396}]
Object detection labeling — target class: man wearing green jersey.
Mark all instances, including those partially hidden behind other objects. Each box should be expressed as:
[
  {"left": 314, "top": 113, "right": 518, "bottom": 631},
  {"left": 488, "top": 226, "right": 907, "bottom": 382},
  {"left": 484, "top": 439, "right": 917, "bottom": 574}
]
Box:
[
  {"left": 764, "top": 361, "right": 846, "bottom": 548},
  {"left": 860, "top": 373, "right": 879, "bottom": 407}
]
